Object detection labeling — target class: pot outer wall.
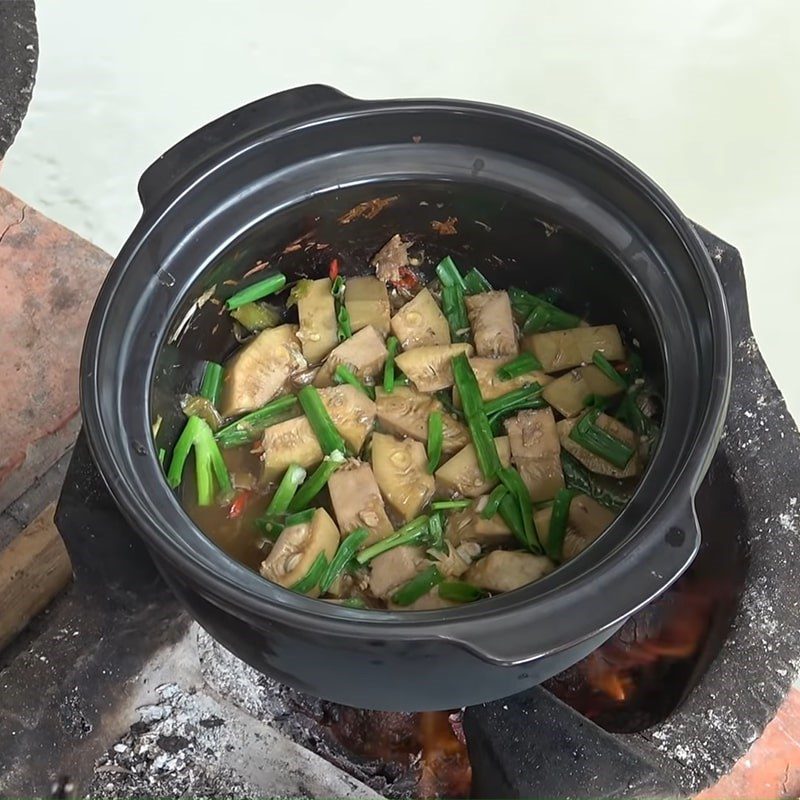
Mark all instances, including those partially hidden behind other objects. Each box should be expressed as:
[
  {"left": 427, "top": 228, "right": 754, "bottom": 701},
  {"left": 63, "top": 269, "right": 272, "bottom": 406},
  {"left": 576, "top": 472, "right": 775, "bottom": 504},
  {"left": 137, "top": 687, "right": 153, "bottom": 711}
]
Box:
[
  {"left": 74, "top": 87, "right": 731, "bottom": 711},
  {"left": 161, "top": 560, "right": 625, "bottom": 709}
]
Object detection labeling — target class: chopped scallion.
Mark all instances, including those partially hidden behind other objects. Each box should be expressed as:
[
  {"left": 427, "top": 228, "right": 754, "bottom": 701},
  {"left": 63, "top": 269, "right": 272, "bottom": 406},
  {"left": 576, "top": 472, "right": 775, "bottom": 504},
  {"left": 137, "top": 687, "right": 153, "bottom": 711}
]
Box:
[
  {"left": 267, "top": 464, "right": 306, "bottom": 516},
  {"left": 497, "top": 492, "right": 528, "bottom": 547},
  {"left": 509, "top": 286, "right": 581, "bottom": 331},
  {"left": 335, "top": 364, "right": 375, "bottom": 399},
  {"left": 340, "top": 597, "right": 368, "bottom": 609},
  {"left": 167, "top": 415, "right": 232, "bottom": 506},
  {"left": 167, "top": 416, "right": 201, "bottom": 489},
  {"left": 320, "top": 527, "right": 369, "bottom": 594},
  {"left": 538, "top": 287, "right": 563, "bottom": 305},
  {"left": 547, "top": 489, "right": 576, "bottom": 562},
  {"left": 463, "top": 268, "right": 492, "bottom": 295},
  {"left": 521, "top": 305, "right": 556, "bottom": 334},
  {"left": 485, "top": 384, "right": 545, "bottom": 431},
  {"left": 560, "top": 451, "right": 628, "bottom": 512},
  {"left": 298, "top": 386, "right": 347, "bottom": 455},
  {"left": 290, "top": 551, "right": 329, "bottom": 595},
  {"left": 426, "top": 410, "right": 444, "bottom": 473},
  {"left": 391, "top": 565, "right": 443, "bottom": 606},
  {"left": 331, "top": 275, "right": 345, "bottom": 300},
  {"left": 329, "top": 274, "right": 352, "bottom": 340},
  {"left": 438, "top": 581, "right": 489, "bottom": 603},
  {"left": 356, "top": 516, "right": 430, "bottom": 564},
  {"left": 430, "top": 499, "right": 472, "bottom": 511},
  {"left": 287, "top": 450, "right": 346, "bottom": 512},
  {"left": 384, "top": 336, "right": 399, "bottom": 393},
  {"left": 592, "top": 350, "right": 628, "bottom": 389},
  {"left": 481, "top": 484, "right": 509, "bottom": 519},
  {"left": 215, "top": 395, "right": 299, "bottom": 448},
  {"left": 258, "top": 463, "right": 307, "bottom": 538},
  {"left": 498, "top": 466, "right": 540, "bottom": 553},
  {"left": 452, "top": 353, "right": 501, "bottom": 480},
  {"left": 285, "top": 508, "right": 316, "bottom": 527},
  {"left": 427, "top": 511, "right": 445, "bottom": 551},
  {"left": 337, "top": 304, "right": 353, "bottom": 341},
  {"left": 435, "top": 256, "right": 467, "bottom": 292},
  {"left": 226, "top": 273, "right": 287, "bottom": 310},
  {"left": 199, "top": 361, "right": 224, "bottom": 405},
  {"left": 441, "top": 284, "right": 470, "bottom": 342},
  {"left": 569, "top": 408, "right": 635, "bottom": 470},
  {"left": 496, "top": 353, "right": 543, "bottom": 381},
  {"left": 258, "top": 507, "right": 317, "bottom": 542}
]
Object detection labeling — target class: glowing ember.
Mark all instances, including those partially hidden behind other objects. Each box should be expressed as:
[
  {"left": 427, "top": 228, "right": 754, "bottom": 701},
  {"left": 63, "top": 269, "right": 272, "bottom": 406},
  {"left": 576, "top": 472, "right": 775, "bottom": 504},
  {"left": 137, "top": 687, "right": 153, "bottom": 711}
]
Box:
[
  {"left": 325, "top": 708, "right": 471, "bottom": 798},
  {"left": 418, "top": 711, "right": 472, "bottom": 799}
]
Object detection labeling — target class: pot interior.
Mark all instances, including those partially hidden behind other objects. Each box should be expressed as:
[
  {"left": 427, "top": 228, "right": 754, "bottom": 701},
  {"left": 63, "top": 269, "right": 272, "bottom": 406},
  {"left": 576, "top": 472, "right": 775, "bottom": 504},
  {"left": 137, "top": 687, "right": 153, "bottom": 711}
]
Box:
[{"left": 151, "top": 180, "right": 665, "bottom": 577}]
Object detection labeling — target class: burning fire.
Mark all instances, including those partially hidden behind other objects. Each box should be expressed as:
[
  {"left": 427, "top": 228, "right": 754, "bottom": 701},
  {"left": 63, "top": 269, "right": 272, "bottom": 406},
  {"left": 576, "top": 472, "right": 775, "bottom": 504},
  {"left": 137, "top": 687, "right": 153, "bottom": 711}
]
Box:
[
  {"left": 321, "top": 576, "right": 726, "bottom": 794},
  {"left": 417, "top": 711, "right": 472, "bottom": 799},
  {"left": 325, "top": 707, "right": 471, "bottom": 799},
  {"left": 547, "top": 576, "right": 720, "bottom": 725}
]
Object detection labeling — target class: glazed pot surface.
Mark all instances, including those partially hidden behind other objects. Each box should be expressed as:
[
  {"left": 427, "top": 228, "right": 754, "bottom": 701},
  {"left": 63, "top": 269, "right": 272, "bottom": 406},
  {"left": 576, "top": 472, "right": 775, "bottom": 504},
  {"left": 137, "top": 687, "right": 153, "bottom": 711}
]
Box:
[{"left": 79, "top": 86, "right": 731, "bottom": 709}]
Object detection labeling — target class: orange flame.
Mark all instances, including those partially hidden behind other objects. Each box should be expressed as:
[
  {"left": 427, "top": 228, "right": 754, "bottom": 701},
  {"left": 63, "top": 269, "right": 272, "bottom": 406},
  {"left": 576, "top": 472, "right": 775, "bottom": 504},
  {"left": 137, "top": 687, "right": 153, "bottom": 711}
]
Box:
[
  {"left": 547, "top": 577, "right": 719, "bottom": 723},
  {"left": 418, "top": 711, "right": 472, "bottom": 799},
  {"left": 326, "top": 708, "right": 471, "bottom": 799}
]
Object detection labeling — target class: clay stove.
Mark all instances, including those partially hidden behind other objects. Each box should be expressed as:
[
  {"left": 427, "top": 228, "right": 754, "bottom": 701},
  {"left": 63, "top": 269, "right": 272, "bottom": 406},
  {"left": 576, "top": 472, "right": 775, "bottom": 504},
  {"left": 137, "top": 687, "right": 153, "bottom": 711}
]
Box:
[{"left": 2, "top": 227, "right": 797, "bottom": 800}]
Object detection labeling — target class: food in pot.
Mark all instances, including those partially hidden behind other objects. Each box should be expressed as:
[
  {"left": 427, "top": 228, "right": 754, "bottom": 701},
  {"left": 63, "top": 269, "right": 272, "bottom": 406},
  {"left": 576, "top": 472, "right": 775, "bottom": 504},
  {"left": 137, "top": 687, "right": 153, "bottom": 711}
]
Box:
[{"left": 162, "top": 238, "right": 660, "bottom": 610}]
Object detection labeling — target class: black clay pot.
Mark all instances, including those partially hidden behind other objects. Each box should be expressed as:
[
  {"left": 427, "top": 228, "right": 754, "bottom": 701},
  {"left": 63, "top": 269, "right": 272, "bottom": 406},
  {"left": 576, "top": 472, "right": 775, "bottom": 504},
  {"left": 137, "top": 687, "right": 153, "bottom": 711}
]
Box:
[{"left": 80, "top": 85, "right": 731, "bottom": 710}]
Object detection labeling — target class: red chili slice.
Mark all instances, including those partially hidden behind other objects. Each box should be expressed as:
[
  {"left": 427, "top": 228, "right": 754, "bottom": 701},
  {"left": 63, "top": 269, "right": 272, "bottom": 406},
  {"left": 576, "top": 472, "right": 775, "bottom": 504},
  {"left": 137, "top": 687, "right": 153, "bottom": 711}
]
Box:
[{"left": 228, "top": 490, "right": 252, "bottom": 519}]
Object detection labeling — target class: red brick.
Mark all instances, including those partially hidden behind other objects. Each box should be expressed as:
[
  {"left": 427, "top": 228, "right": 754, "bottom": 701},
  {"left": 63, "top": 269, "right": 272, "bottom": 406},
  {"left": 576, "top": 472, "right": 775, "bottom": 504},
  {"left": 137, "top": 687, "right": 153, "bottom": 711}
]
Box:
[
  {"left": 0, "top": 188, "right": 110, "bottom": 510},
  {"left": 697, "top": 688, "right": 800, "bottom": 800}
]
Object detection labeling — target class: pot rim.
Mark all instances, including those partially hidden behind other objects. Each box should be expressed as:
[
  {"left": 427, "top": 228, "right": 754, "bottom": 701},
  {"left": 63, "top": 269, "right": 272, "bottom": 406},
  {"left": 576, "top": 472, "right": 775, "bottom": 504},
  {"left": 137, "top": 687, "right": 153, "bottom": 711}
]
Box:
[{"left": 81, "top": 88, "right": 731, "bottom": 665}]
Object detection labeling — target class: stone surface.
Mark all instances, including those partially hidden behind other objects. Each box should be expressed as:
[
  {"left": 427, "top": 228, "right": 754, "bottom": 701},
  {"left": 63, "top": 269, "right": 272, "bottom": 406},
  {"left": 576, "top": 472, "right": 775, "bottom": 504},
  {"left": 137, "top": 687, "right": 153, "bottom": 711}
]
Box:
[
  {"left": 0, "top": 1, "right": 37, "bottom": 159},
  {"left": 0, "top": 511, "right": 22, "bottom": 551},
  {"left": 0, "top": 530, "right": 189, "bottom": 796},
  {"left": 0, "top": 188, "right": 110, "bottom": 510},
  {"left": 697, "top": 688, "right": 800, "bottom": 800},
  {"left": 83, "top": 633, "right": 382, "bottom": 800},
  {"left": 0, "top": 448, "right": 70, "bottom": 558},
  {"left": 5, "top": 449, "right": 72, "bottom": 527},
  {"left": 467, "top": 688, "right": 681, "bottom": 799}
]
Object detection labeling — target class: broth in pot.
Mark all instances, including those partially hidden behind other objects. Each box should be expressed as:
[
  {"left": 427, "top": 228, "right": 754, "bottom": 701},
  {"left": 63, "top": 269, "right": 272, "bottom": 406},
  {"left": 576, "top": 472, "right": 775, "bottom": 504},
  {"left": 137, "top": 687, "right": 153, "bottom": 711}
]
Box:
[{"left": 162, "top": 235, "right": 659, "bottom": 611}]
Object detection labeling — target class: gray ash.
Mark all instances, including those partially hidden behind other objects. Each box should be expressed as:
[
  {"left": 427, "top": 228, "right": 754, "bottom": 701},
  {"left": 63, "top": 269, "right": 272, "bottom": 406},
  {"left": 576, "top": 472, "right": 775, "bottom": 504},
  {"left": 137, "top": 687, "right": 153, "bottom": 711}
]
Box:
[
  {"left": 197, "top": 629, "right": 419, "bottom": 799},
  {"left": 86, "top": 684, "right": 258, "bottom": 800}
]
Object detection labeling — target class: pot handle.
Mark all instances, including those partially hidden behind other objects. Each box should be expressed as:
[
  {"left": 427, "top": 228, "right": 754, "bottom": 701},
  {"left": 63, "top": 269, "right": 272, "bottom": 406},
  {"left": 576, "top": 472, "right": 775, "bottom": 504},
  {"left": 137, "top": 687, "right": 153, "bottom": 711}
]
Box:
[
  {"left": 137, "top": 84, "right": 354, "bottom": 211},
  {"left": 456, "top": 503, "right": 702, "bottom": 667}
]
